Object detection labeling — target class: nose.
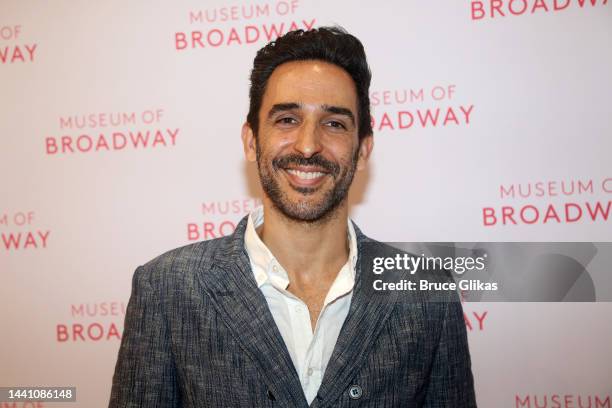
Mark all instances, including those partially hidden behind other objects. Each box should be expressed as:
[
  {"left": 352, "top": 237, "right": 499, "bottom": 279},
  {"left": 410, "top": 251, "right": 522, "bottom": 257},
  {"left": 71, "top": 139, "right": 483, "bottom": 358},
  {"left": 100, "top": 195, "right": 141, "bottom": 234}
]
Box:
[{"left": 293, "top": 122, "right": 323, "bottom": 158}]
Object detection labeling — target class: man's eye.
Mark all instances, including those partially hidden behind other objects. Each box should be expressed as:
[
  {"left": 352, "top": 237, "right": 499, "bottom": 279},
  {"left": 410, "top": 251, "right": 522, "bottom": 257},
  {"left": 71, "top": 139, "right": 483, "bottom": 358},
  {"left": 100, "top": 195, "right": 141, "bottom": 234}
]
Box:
[
  {"left": 326, "top": 121, "right": 347, "bottom": 130},
  {"left": 277, "top": 117, "right": 297, "bottom": 125}
]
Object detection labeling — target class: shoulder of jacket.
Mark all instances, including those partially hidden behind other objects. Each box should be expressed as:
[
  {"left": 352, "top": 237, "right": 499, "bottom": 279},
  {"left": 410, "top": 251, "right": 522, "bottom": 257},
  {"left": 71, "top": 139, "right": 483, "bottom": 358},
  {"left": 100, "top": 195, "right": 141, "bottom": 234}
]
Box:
[{"left": 134, "top": 236, "right": 232, "bottom": 290}]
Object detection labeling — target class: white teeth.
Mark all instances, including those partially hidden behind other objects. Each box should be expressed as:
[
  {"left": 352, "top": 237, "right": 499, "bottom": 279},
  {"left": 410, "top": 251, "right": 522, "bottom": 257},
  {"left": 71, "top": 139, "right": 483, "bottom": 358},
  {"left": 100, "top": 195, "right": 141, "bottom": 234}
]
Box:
[{"left": 286, "top": 169, "right": 325, "bottom": 180}]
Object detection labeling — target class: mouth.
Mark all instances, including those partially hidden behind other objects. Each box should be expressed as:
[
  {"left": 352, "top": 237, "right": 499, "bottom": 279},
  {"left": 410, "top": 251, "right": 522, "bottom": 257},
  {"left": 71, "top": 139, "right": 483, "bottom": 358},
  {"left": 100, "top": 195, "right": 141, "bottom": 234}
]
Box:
[{"left": 282, "top": 166, "right": 330, "bottom": 188}]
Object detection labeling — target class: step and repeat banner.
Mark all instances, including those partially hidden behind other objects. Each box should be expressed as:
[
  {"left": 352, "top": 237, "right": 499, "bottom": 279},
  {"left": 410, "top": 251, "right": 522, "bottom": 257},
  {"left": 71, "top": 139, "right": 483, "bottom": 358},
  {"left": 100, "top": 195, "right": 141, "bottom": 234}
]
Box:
[{"left": 1, "top": 0, "right": 611, "bottom": 406}]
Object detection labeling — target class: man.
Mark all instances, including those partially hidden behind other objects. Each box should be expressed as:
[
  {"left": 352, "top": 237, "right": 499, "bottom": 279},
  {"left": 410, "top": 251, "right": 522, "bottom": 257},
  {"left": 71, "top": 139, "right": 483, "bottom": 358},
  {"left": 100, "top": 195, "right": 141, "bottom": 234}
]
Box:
[{"left": 109, "top": 27, "right": 476, "bottom": 407}]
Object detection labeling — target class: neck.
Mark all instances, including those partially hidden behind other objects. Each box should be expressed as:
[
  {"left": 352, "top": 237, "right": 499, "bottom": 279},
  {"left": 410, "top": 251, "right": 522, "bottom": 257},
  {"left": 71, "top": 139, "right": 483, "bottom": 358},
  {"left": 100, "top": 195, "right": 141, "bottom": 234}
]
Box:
[{"left": 257, "top": 199, "right": 350, "bottom": 286}]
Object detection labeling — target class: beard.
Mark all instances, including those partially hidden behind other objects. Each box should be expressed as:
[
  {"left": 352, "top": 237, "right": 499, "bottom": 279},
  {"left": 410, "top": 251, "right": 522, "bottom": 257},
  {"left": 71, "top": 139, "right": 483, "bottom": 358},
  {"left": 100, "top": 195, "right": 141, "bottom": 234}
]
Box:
[{"left": 255, "top": 140, "right": 360, "bottom": 223}]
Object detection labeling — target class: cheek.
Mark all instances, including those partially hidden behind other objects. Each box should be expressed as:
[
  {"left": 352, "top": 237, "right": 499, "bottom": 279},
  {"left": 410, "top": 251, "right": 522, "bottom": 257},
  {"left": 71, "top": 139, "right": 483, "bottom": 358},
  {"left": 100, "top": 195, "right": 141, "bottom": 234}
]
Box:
[
  {"left": 259, "top": 129, "right": 296, "bottom": 153},
  {"left": 326, "top": 139, "right": 359, "bottom": 164},
  {"left": 256, "top": 140, "right": 286, "bottom": 167}
]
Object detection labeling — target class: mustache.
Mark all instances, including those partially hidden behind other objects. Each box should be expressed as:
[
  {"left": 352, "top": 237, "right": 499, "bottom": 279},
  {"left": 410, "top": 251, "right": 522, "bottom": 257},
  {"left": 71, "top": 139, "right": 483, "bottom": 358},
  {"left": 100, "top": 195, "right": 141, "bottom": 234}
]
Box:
[{"left": 272, "top": 154, "right": 340, "bottom": 176}]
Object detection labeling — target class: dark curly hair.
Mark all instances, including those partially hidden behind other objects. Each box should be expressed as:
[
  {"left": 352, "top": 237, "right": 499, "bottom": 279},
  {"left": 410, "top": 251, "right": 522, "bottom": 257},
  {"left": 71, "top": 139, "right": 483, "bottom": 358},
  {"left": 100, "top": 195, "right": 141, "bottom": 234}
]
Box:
[{"left": 247, "top": 26, "right": 373, "bottom": 140}]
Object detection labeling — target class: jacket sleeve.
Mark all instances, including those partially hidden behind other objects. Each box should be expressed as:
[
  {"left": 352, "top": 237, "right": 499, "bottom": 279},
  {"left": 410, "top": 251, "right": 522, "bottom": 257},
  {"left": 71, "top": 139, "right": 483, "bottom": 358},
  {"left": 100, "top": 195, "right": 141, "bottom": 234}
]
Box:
[
  {"left": 423, "top": 298, "right": 477, "bottom": 407},
  {"left": 108, "top": 265, "right": 181, "bottom": 407}
]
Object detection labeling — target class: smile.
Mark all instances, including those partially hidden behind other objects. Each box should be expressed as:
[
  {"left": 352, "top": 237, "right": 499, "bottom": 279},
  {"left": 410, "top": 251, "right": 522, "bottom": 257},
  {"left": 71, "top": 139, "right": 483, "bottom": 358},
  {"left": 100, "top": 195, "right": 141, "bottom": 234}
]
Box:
[
  {"left": 282, "top": 167, "right": 330, "bottom": 188},
  {"left": 286, "top": 169, "right": 326, "bottom": 179}
]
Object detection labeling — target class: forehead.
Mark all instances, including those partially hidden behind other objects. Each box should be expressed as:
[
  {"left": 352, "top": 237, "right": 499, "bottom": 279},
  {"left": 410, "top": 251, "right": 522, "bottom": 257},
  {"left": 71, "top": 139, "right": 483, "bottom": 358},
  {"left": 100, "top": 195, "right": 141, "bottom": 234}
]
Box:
[{"left": 262, "top": 60, "right": 358, "bottom": 112}]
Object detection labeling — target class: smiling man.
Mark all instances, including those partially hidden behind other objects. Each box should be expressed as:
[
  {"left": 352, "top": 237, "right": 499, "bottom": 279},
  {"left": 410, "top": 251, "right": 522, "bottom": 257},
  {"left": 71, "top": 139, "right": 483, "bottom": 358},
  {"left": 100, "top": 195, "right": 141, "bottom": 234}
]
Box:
[{"left": 109, "top": 27, "right": 476, "bottom": 407}]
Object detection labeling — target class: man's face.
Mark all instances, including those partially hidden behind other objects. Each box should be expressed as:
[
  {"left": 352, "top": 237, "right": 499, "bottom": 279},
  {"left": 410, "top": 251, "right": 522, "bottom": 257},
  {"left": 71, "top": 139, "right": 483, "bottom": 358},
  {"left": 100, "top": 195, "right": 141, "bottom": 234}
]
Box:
[{"left": 242, "top": 60, "right": 373, "bottom": 222}]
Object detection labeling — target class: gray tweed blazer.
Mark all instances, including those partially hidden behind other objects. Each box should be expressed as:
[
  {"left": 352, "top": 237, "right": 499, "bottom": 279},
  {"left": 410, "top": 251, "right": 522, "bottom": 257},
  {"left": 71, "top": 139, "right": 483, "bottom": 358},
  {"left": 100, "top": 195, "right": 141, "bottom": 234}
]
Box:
[{"left": 109, "top": 216, "right": 476, "bottom": 407}]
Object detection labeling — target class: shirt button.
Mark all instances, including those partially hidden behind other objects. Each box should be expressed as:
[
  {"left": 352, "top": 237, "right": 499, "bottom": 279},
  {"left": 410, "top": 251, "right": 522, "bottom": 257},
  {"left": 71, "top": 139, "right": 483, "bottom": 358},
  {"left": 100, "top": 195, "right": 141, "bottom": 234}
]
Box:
[
  {"left": 272, "top": 265, "right": 278, "bottom": 272},
  {"left": 348, "top": 385, "right": 363, "bottom": 400},
  {"left": 307, "top": 367, "right": 313, "bottom": 376},
  {"left": 295, "top": 306, "right": 302, "bottom": 313}
]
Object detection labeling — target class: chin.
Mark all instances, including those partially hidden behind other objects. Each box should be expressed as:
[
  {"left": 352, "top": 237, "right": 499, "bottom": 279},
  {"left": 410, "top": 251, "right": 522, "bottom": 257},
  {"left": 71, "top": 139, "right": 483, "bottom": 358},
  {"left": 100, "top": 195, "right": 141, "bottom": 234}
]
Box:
[{"left": 273, "top": 197, "right": 344, "bottom": 223}]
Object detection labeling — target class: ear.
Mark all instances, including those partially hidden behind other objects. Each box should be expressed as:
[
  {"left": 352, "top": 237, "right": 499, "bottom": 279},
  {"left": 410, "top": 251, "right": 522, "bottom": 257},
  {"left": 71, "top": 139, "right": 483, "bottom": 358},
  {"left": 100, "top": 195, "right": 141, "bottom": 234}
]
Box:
[
  {"left": 241, "top": 122, "right": 257, "bottom": 162},
  {"left": 356, "top": 134, "right": 373, "bottom": 171}
]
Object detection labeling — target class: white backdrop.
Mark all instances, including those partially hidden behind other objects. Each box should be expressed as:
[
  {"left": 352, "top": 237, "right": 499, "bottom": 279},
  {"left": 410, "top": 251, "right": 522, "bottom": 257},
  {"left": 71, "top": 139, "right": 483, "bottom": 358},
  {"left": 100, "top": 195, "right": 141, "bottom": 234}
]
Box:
[{"left": 1, "top": 1, "right": 611, "bottom": 406}]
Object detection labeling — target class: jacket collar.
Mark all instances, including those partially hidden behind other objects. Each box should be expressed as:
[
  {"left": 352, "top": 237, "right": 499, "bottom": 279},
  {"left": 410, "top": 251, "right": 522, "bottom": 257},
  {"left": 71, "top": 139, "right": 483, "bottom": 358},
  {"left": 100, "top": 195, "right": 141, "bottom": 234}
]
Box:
[{"left": 202, "top": 215, "right": 399, "bottom": 407}]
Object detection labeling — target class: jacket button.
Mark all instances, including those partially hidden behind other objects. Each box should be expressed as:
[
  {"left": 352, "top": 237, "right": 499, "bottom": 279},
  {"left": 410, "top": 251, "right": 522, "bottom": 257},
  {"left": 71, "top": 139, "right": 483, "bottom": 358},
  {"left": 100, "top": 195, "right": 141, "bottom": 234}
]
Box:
[
  {"left": 267, "top": 389, "right": 276, "bottom": 401},
  {"left": 348, "top": 385, "right": 362, "bottom": 400}
]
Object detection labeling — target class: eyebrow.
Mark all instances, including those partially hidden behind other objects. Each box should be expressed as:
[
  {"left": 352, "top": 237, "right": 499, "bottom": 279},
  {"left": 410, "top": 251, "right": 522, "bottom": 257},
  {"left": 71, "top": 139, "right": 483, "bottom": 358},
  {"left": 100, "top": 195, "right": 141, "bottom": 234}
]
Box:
[
  {"left": 267, "top": 102, "right": 356, "bottom": 125},
  {"left": 267, "top": 103, "right": 301, "bottom": 119},
  {"left": 322, "top": 104, "right": 355, "bottom": 125}
]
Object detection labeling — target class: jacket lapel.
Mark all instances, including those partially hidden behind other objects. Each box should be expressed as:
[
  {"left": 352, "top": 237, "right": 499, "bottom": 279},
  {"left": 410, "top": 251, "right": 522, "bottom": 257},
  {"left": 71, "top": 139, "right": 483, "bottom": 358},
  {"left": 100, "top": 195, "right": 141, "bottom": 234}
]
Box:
[
  {"left": 197, "top": 217, "right": 308, "bottom": 407},
  {"left": 313, "top": 225, "right": 400, "bottom": 406}
]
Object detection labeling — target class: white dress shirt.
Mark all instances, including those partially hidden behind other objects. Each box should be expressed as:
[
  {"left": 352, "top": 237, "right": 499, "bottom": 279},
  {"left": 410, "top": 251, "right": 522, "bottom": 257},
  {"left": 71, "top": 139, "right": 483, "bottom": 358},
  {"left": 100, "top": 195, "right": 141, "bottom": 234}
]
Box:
[{"left": 244, "top": 206, "right": 358, "bottom": 404}]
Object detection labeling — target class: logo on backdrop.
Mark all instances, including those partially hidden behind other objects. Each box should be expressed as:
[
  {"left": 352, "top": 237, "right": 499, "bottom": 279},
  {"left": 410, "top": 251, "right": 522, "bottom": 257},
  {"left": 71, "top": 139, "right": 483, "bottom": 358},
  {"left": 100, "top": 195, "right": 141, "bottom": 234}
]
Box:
[
  {"left": 186, "top": 198, "right": 261, "bottom": 241},
  {"left": 56, "top": 302, "right": 126, "bottom": 342},
  {"left": 1, "top": 211, "right": 50, "bottom": 251},
  {"left": 370, "top": 84, "right": 475, "bottom": 133},
  {"left": 482, "top": 177, "right": 611, "bottom": 227},
  {"left": 175, "top": 0, "right": 316, "bottom": 50},
  {"left": 462, "top": 288, "right": 489, "bottom": 332},
  {"left": 471, "top": 0, "right": 608, "bottom": 21},
  {"left": 45, "top": 109, "right": 180, "bottom": 155},
  {"left": 0, "top": 25, "right": 37, "bottom": 64},
  {"left": 515, "top": 394, "right": 610, "bottom": 408}
]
